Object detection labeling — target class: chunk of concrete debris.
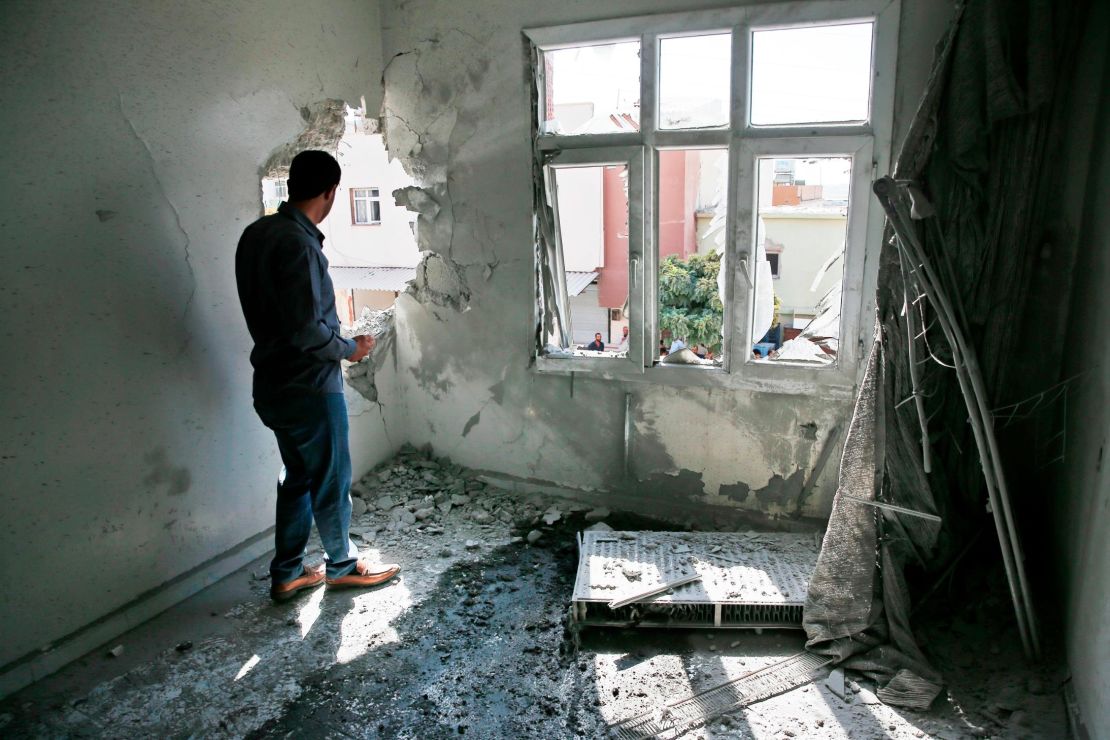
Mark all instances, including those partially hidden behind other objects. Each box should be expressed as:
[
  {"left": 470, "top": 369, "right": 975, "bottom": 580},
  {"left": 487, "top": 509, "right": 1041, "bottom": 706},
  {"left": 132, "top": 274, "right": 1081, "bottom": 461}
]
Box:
[
  {"left": 584, "top": 507, "right": 611, "bottom": 523},
  {"left": 526, "top": 530, "right": 543, "bottom": 545},
  {"left": 542, "top": 507, "right": 562, "bottom": 525},
  {"left": 351, "top": 497, "right": 368, "bottom": 517},
  {"left": 621, "top": 564, "right": 642, "bottom": 581},
  {"left": 857, "top": 685, "right": 882, "bottom": 705},
  {"left": 825, "top": 667, "right": 848, "bottom": 701},
  {"left": 584, "top": 521, "right": 614, "bottom": 533},
  {"left": 107, "top": 645, "right": 124, "bottom": 658},
  {"left": 376, "top": 495, "right": 395, "bottom": 511},
  {"left": 465, "top": 540, "right": 481, "bottom": 550},
  {"left": 470, "top": 510, "right": 494, "bottom": 524},
  {"left": 350, "top": 526, "right": 378, "bottom": 540}
]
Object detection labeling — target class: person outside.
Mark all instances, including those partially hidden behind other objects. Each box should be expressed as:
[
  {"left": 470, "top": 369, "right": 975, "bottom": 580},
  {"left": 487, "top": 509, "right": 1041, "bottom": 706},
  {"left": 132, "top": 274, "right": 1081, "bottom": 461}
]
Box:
[
  {"left": 236, "top": 150, "right": 400, "bottom": 602},
  {"left": 586, "top": 332, "right": 605, "bottom": 351},
  {"left": 669, "top": 336, "right": 687, "bottom": 354},
  {"left": 616, "top": 325, "right": 630, "bottom": 352}
]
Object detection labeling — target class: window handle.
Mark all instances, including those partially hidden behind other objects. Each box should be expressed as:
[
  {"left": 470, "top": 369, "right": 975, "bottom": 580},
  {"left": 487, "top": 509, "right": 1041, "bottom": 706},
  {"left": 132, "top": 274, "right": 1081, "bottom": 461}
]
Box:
[{"left": 738, "top": 256, "right": 754, "bottom": 288}]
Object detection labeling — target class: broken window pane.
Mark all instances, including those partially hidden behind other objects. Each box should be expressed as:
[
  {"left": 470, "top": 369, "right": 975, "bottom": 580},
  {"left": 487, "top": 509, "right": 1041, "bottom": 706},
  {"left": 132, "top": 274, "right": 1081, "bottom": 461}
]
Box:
[
  {"left": 553, "top": 164, "right": 630, "bottom": 355},
  {"left": 751, "top": 156, "right": 850, "bottom": 365},
  {"left": 750, "top": 23, "right": 873, "bottom": 125},
  {"left": 542, "top": 41, "right": 641, "bottom": 135},
  {"left": 658, "top": 33, "right": 731, "bottom": 129},
  {"left": 657, "top": 149, "right": 728, "bottom": 365}
]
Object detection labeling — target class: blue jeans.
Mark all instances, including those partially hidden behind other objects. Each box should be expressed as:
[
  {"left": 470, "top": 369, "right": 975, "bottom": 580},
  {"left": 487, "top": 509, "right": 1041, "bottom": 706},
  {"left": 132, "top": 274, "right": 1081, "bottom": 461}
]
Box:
[{"left": 254, "top": 392, "right": 359, "bottom": 583}]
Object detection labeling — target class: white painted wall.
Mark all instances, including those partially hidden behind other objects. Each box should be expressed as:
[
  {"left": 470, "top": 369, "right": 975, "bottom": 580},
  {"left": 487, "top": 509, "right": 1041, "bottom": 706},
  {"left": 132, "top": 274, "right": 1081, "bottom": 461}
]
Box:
[
  {"left": 0, "top": 0, "right": 395, "bottom": 682},
  {"left": 763, "top": 213, "right": 847, "bottom": 316},
  {"left": 320, "top": 130, "right": 420, "bottom": 268},
  {"left": 555, "top": 166, "right": 605, "bottom": 272}
]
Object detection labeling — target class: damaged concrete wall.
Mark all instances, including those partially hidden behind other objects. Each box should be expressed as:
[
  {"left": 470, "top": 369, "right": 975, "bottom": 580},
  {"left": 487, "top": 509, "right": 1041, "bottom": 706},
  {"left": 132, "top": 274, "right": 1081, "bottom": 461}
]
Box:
[
  {"left": 378, "top": 0, "right": 948, "bottom": 524},
  {"left": 1053, "top": 4, "right": 1110, "bottom": 733},
  {"left": 0, "top": 0, "right": 395, "bottom": 681}
]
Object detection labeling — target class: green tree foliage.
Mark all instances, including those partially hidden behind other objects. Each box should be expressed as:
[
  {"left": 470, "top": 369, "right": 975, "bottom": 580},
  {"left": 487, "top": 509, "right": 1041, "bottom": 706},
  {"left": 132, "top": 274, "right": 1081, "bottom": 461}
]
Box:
[{"left": 659, "top": 251, "right": 724, "bottom": 352}]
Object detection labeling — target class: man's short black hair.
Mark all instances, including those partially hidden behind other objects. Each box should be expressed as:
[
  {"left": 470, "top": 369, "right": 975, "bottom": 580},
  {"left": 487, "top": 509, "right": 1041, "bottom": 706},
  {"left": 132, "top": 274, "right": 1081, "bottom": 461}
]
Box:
[{"left": 287, "top": 150, "right": 341, "bottom": 201}]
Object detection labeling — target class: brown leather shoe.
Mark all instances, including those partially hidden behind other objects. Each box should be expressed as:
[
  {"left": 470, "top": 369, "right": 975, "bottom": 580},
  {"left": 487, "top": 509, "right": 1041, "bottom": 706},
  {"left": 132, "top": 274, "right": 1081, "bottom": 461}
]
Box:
[
  {"left": 270, "top": 563, "right": 325, "bottom": 602},
  {"left": 325, "top": 560, "right": 401, "bottom": 590}
]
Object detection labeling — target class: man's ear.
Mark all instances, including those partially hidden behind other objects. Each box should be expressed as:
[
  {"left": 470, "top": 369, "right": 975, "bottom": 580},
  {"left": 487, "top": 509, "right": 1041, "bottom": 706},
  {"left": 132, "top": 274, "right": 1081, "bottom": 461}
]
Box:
[{"left": 326, "top": 184, "right": 339, "bottom": 201}]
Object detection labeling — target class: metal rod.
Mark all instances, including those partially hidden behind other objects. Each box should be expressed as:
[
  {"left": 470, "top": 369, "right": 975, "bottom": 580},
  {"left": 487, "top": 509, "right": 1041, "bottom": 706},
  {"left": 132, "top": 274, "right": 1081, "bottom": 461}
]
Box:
[
  {"left": 892, "top": 218, "right": 1033, "bottom": 657},
  {"left": 897, "top": 247, "right": 933, "bottom": 473},
  {"left": 841, "top": 493, "right": 942, "bottom": 523},
  {"left": 608, "top": 574, "right": 702, "bottom": 609},
  {"left": 892, "top": 193, "right": 1040, "bottom": 657},
  {"left": 623, "top": 391, "right": 633, "bottom": 479},
  {"left": 874, "top": 176, "right": 1039, "bottom": 658}
]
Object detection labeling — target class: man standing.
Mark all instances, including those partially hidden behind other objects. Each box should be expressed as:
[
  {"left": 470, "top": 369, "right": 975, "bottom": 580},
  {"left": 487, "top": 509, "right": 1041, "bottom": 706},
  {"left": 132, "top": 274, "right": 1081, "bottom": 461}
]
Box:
[
  {"left": 586, "top": 332, "right": 605, "bottom": 351},
  {"left": 236, "top": 150, "right": 400, "bottom": 602}
]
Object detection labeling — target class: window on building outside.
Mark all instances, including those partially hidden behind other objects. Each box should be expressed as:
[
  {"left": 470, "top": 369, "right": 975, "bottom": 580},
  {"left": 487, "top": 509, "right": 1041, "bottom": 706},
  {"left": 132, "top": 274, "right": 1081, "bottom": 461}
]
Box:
[
  {"left": 275, "top": 181, "right": 288, "bottom": 200},
  {"left": 351, "top": 187, "right": 381, "bottom": 225},
  {"left": 529, "top": 1, "right": 895, "bottom": 385},
  {"left": 767, "top": 251, "right": 781, "bottom": 279}
]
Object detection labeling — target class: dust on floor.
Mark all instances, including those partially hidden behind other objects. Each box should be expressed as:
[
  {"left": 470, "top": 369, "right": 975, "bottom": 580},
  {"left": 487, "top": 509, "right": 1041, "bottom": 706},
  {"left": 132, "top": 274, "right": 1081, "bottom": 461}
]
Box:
[{"left": 0, "top": 450, "right": 1068, "bottom": 739}]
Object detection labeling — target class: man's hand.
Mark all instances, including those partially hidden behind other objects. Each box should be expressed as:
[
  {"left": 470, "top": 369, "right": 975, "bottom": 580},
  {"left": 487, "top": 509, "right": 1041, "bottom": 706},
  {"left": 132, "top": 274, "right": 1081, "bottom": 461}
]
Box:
[{"left": 347, "top": 334, "right": 375, "bottom": 363}]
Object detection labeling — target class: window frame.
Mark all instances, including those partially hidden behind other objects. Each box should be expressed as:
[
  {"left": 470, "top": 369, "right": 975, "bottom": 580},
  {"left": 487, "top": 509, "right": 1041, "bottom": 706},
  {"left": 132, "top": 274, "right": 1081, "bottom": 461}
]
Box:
[
  {"left": 535, "top": 147, "right": 647, "bottom": 374},
  {"left": 350, "top": 187, "right": 382, "bottom": 226},
  {"left": 526, "top": 0, "right": 900, "bottom": 397},
  {"left": 766, "top": 249, "right": 782, "bottom": 279}
]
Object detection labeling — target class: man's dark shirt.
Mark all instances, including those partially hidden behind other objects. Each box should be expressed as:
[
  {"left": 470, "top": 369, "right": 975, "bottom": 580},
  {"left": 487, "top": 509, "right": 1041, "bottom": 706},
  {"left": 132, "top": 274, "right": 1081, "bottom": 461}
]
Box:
[
  {"left": 587, "top": 340, "right": 604, "bottom": 351},
  {"left": 236, "top": 202, "right": 354, "bottom": 400}
]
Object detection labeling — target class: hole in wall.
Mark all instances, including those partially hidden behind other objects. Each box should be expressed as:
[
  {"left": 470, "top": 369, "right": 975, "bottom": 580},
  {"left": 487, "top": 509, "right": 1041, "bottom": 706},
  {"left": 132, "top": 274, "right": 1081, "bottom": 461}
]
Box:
[{"left": 259, "top": 101, "right": 419, "bottom": 326}]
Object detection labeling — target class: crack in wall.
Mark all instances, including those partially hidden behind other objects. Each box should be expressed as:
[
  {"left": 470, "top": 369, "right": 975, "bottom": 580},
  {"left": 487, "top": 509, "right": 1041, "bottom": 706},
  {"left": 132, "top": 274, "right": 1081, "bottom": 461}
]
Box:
[{"left": 118, "top": 91, "right": 196, "bottom": 355}]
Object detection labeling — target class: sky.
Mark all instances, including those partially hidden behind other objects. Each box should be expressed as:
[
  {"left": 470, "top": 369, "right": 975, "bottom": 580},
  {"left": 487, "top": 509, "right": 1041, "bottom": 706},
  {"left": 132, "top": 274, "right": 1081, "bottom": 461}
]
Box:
[{"left": 546, "top": 22, "right": 874, "bottom": 132}]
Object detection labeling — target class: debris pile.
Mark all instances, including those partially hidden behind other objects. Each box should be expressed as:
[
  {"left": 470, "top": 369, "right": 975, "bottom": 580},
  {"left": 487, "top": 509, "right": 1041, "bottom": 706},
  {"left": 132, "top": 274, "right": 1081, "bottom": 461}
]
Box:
[{"left": 346, "top": 444, "right": 589, "bottom": 548}]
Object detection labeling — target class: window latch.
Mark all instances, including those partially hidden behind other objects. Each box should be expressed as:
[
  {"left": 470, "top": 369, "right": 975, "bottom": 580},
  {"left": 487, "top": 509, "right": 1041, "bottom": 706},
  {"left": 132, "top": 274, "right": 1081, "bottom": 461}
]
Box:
[{"left": 738, "top": 256, "right": 754, "bottom": 288}]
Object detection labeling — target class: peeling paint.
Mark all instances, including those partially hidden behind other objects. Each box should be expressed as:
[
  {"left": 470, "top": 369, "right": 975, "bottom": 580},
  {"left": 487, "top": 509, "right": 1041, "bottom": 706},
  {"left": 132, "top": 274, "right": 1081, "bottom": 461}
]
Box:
[
  {"left": 753, "top": 469, "right": 807, "bottom": 508},
  {"left": 406, "top": 253, "right": 471, "bottom": 311}
]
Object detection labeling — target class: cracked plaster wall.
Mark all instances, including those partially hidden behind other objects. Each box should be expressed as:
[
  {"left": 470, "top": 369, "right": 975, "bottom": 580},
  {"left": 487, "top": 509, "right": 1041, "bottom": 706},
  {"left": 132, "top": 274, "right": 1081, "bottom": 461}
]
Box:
[
  {"left": 378, "top": 0, "right": 950, "bottom": 524},
  {"left": 0, "top": 0, "right": 395, "bottom": 673}
]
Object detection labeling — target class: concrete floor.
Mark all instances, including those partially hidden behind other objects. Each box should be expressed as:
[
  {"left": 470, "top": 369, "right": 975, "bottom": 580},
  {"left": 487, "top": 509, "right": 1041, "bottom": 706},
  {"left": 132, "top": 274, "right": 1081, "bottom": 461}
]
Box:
[{"left": 0, "top": 485, "right": 1068, "bottom": 739}]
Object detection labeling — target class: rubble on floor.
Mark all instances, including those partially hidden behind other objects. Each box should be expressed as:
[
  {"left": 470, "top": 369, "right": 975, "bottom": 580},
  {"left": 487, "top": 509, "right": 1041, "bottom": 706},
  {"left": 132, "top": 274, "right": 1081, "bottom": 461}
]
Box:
[
  {"left": 0, "top": 448, "right": 1069, "bottom": 739},
  {"left": 345, "top": 443, "right": 582, "bottom": 543}
]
